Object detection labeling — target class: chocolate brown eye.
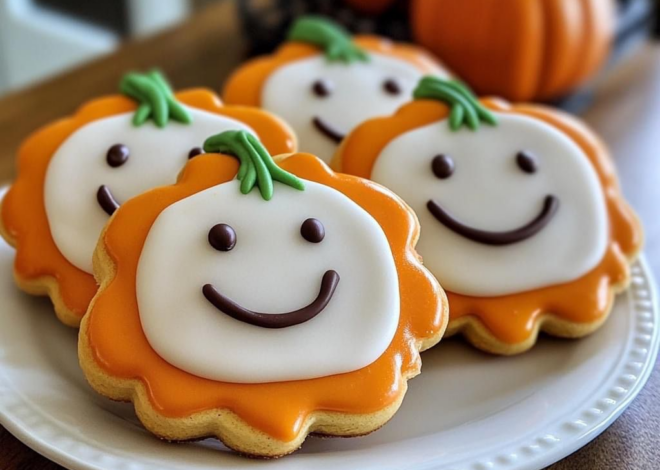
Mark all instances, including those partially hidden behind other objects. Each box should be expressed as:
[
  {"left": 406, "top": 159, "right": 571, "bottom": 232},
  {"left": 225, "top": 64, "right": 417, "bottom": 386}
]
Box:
[
  {"left": 301, "top": 218, "right": 325, "bottom": 243},
  {"left": 516, "top": 151, "right": 538, "bottom": 174},
  {"left": 383, "top": 78, "right": 401, "bottom": 95},
  {"left": 431, "top": 154, "right": 454, "bottom": 179},
  {"left": 208, "top": 224, "right": 236, "bottom": 251},
  {"left": 189, "top": 147, "right": 204, "bottom": 159},
  {"left": 106, "top": 144, "right": 129, "bottom": 167},
  {"left": 312, "top": 79, "right": 332, "bottom": 98}
]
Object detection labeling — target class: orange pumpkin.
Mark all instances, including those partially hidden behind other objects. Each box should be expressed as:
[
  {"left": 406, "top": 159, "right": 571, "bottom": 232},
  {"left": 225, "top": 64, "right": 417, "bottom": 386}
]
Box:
[
  {"left": 411, "top": 0, "right": 615, "bottom": 101},
  {"left": 79, "top": 131, "right": 447, "bottom": 456}
]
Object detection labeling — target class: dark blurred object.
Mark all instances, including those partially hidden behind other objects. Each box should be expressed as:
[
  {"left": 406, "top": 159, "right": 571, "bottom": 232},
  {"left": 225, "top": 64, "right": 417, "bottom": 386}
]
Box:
[
  {"left": 35, "top": 0, "right": 128, "bottom": 34},
  {"left": 238, "top": 0, "right": 658, "bottom": 109},
  {"left": 237, "top": 0, "right": 413, "bottom": 56},
  {"left": 342, "top": 0, "right": 396, "bottom": 15},
  {"left": 613, "top": 0, "right": 658, "bottom": 59}
]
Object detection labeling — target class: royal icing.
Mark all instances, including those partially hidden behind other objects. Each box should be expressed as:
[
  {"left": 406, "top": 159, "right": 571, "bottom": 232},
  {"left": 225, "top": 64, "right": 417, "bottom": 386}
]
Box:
[
  {"left": 136, "top": 178, "right": 399, "bottom": 383},
  {"left": 85, "top": 143, "right": 446, "bottom": 442},
  {"left": 371, "top": 112, "right": 608, "bottom": 296},
  {"left": 44, "top": 107, "right": 254, "bottom": 273},
  {"left": 337, "top": 78, "right": 641, "bottom": 348},
  {"left": 262, "top": 53, "right": 437, "bottom": 163}
]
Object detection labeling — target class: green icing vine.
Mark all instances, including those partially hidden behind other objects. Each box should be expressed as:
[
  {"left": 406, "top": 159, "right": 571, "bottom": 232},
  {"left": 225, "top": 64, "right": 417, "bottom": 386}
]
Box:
[
  {"left": 119, "top": 70, "right": 192, "bottom": 127},
  {"left": 413, "top": 76, "right": 498, "bottom": 131},
  {"left": 288, "top": 16, "right": 369, "bottom": 63},
  {"left": 203, "top": 130, "right": 305, "bottom": 201}
]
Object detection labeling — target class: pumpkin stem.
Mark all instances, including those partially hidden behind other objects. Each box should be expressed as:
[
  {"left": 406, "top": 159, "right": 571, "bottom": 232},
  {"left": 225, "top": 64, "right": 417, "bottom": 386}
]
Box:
[
  {"left": 203, "top": 130, "right": 304, "bottom": 200},
  {"left": 119, "top": 70, "right": 192, "bottom": 128},
  {"left": 288, "top": 16, "right": 369, "bottom": 63},
  {"left": 413, "top": 76, "right": 498, "bottom": 131}
]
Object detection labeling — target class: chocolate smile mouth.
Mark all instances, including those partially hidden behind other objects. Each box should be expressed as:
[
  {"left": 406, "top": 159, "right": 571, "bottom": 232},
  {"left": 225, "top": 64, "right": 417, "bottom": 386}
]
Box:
[
  {"left": 202, "top": 270, "right": 340, "bottom": 328},
  {"left": 97, "top": 185, "right": 120, "bottom": 216},
  {"left": 427, "top": 195, "right": 559, "bottom": 246},
  {"left": 312, "top": 116, "right": 345, "bottom": 144}
]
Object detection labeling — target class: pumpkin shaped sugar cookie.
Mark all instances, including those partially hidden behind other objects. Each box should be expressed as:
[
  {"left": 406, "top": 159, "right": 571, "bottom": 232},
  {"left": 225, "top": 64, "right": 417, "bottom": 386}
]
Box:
[
  {"left": 79, "top": 130, "right": 447, "bottom": 457},
  {"left": 223, "top": 16, "right": 449, "bottom": 164},
  {"left": 0, "top": 71, "right": 295, "bottom": 327},
  {"left": 335, "top": 76, "right": 642, "bottom": 355}
]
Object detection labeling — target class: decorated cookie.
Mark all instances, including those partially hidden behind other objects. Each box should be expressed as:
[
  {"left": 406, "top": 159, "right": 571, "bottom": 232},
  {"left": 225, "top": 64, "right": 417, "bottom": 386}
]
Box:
[
  {"left": 334, "top": 76, "right": 642, "bottom": 355},
  {"left": 0, "top": 71, "right": 295, "bottom": 327},
  {"left": 223, "top": 16, "right": 449, "bottom": 164},
  {"left": 79, "top": 130, "right": 447, "bottom": 457}
]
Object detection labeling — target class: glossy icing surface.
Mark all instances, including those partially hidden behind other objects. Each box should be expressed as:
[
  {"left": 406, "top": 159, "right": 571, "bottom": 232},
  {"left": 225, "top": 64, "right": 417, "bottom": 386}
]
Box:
[
  {"left": 371, "top": 112, "right": 608, "bottom": 296},
  {"left": 87, "top": 153, "right": 446, "bottom": 440},
  {"left": 136, "top": 179, "right": 399, "bottom": 383},
  {"left": 44, "top": 107, "right": 253, "bottom": 273},
  {"left": 336, "top": 98, "right": 642, "bottom": 345},
  {"left": 448, "top": 246, "right": 628, "bottom": 344},
  {"left": 262, "top": 53, "right": 437, "bottom": 163}
]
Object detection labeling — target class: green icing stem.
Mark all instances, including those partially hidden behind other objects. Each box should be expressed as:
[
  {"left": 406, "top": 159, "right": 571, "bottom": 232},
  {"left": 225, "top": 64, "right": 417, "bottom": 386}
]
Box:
[
  {"left": 119, "top": 70, "right": 192, "bottom": 127},
  {"left": 246, "top": 133, "right": 304, "bottom": 191},
  {"left": 429, "top": 84, "right": 478, "bottom": 129},
  {"left": 240, "top": 131, "right": 272, "bottom": 198},
  {"left": 413, "top": 76, "right": 498, "bottom": 131},
  {"left": 288, "top": 16, "right": 368, "bottom": 63},
  {"left": 125, "top": 74, "right": 168, "bottom": 127},
  {"left": 203, "top": 130, "right": 304, "bottom": 201},
  {"left": 147, "top": 70, "right": 191, "bottom": 124},
  {"left": 445, "top": 80, "right": 498, "bottom": 126},
  {"left": 133, "top": 103, "right": 152, "bottom": 126},
  {"left": 450, "top": 105, "right": 465, "bottom": 131}
]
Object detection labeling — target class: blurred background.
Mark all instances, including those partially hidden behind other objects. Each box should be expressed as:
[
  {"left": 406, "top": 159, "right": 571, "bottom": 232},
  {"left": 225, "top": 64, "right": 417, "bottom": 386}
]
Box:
[{"left": 0, "top": 0, "right": 657, "bottom": 107}]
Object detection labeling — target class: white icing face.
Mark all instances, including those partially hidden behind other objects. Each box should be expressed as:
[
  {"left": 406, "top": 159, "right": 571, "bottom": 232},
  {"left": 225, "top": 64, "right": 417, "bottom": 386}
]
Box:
[
  {"left": 44, "top": 107, "right": 253, "bottom": 273},
  {"left": 261, "top": 53, "right": 445, "bottom": 163},
  {"left": 136, "top": 180, "right": 400, "bottom": 383},
  {"left": 371, "top": 113, "right": 609, "bottom": 297}
]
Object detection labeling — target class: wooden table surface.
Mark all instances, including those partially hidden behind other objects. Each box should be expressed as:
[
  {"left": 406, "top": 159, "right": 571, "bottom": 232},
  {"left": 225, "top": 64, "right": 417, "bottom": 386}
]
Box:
[{"left": 0, "top": 1, "right": 659, "bottom": 468}]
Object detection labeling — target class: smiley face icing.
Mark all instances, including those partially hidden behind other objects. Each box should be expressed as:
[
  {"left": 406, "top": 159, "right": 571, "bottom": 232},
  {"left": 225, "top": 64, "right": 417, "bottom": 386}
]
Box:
[
  {"left": 79, "top": 130, "right": 447, "bottom": 457},
  {"left": 136, "top": 135, "right": 400, "bottom": 383},
  {"left": 373, "top": 111, "right": 608, "bottom": 297},
  {"left": 261, "top": 53, "right": 427, "bottom": 163},
  {"left": 335, "top": 77, "right": 642, "bottom": 354},
  {"left": 137, "top": 180, "right": 399, "bottom": 383},
  {"left": 0, "top": 71, "right": 296, "bottom": 326},
  {"left": 223, "top": 16, "right": 448, "bottom": 163}
]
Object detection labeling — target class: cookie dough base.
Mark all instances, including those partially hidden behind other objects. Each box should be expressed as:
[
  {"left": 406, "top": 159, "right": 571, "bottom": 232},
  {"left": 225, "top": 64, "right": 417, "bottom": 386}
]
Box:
[
  {"left": 0, "top": 207, "right": 82, "bottom": 327},
  {"left": 78, "top": 228, "right": 445, "bottom": 458},
  {"left": 445, "top": 277, "right": 631, "bottom": 356},
  {"left": 79, "top": 327, "right": 406, "bottom": 458}
]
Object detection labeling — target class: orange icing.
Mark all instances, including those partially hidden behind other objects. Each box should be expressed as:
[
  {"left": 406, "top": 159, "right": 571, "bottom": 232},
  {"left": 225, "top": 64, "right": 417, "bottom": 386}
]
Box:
[
  {"left": 86, "top": 153, "right": 446, "bottom": 442},
  {"left": 222, "top": 35, "right": 443, "bottom": 107},
  {"left": 1, "top": 89, "right": 296, "bottom": 324},
  {"left": 336, "top": 97, "right": 642, "bottom": 345}
]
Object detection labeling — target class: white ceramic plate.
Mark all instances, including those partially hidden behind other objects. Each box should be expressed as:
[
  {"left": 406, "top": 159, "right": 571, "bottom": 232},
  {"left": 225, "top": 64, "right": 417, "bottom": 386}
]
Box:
[{"left": 0, "top": 236, "right": 657, "bottom": 470}]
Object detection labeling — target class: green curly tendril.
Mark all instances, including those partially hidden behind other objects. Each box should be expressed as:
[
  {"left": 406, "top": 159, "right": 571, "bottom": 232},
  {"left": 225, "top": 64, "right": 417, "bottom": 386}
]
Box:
[
  {"left": 203, "top": 130, "right": 304, "bottom": 201},
  {"left": 119, "top": 70, "right": 192, "bottom": 127},
  {"left": 413, "top": 76, "right": 498, "bottom": 131},
  {"left": 288, "top": 16, "right": 369, "bottom": 63}
]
